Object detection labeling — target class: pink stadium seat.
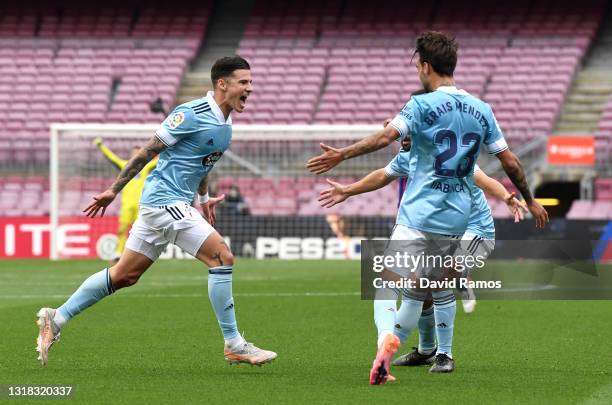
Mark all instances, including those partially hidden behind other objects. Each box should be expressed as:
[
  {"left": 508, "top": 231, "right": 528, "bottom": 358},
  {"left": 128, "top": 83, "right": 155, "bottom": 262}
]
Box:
[{"left": 0, "top": 0, "right": 608, "bottom": 216}]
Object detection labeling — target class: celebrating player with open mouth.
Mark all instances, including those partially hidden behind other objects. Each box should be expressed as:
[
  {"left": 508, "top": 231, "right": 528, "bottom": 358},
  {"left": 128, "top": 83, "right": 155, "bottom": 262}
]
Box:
[{"left": 36, "top": 56, "right": 277, "bottom": 367}]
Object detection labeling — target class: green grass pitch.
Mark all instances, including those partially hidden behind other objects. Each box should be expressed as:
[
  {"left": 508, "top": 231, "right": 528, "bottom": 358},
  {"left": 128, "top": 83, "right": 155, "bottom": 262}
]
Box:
[{"left": 1, "top": 259, "right": 611, "bottom": 404}]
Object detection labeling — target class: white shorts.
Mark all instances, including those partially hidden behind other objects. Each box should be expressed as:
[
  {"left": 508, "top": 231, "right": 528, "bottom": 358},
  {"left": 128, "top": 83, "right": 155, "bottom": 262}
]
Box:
[
  {"left": 125, "top": 202, "right": 215, "bottom": 261},
  {"left": 456, "top": 231, "right": 495, "bottom": 276},
  {"left": 385, "top": 224, "right": 461, "bottom": 279}
]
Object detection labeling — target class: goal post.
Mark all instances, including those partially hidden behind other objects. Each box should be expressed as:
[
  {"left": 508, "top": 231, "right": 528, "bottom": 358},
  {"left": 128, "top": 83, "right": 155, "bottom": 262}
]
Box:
[{"left": 49, "top": 123, "right": 399, "bottom": 261}]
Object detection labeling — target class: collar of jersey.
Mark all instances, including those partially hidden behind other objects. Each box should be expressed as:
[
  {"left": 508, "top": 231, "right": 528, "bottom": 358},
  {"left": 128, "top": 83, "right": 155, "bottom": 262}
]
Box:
[
  {"left": 436, "top": 85, "right": 469, "bottom": 95},
  {"left": 205, "top": 91, "right": 232, "bottom": 125}
]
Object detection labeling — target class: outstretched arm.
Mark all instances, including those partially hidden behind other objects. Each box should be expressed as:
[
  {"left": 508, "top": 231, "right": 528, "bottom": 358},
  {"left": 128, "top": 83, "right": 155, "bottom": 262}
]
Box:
[
  {"left": 94, "top": 137, "right": 127, "bottom": 170},
  {"left": 474, "top": 169, "right": 528, "bottom": 223},
  {"left": 83, "top": 136, "right": 167, "bottom": 217},
  {"left": 494, "top": 149, "right": 549, "bottom": 228},
  {"left": 307, "top": 125, "right": 400, "bottom": 174},
  {"left": 318, "top": 168, "right": 397, "bottom": 208}
]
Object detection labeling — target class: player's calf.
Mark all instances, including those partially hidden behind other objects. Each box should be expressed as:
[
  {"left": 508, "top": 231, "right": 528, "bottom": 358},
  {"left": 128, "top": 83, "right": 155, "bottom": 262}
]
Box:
[{"left": 108, "top": 248, "right": 154, "bottom": 289}]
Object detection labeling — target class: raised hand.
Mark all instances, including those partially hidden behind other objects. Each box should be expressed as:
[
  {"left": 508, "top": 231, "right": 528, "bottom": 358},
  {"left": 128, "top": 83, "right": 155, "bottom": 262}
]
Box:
[
  {"left": 83, "top": 189, "right": 117, "bottom": 218},
  {"left": 527, "top": 200, "right": 549, "bottom": 229},
  {"left": 307, "top": 143, "right": 343, "bottom": 175},
  {"left": 318, "top": 179, "right": 350, "bottom": 208},
  {"left": 201, "top": 194, "right": 225, "bottom": 227},
  {"left": 504, "top": 192, "right": 528, "bottom": 223}
]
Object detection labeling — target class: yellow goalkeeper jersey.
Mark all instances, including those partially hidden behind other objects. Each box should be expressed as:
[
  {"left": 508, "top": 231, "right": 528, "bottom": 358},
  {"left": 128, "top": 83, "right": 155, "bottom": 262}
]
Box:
[{"left": 98, "top": 144, "right": 157, "bottom": 207}]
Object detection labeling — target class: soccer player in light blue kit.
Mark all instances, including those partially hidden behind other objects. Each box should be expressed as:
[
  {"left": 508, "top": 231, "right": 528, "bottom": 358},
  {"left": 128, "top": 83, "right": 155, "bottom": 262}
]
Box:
[
  {"left": 390, "top": 108, "right": 523, "bottom": 314},
  {"left": 312, "top": 31, "right": 548, "bottom": 383},
  {"left": 392, "top": 162, "right": 527, "bottom": 367},
  {"left": 36, "top": 56, "right": 277, "bottom": 366}
]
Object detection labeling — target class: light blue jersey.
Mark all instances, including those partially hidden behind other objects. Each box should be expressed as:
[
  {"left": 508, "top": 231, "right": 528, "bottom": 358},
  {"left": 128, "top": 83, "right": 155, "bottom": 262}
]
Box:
[
  {"left": 384, "top": 86, "right": 507, "bottom": 236},
  {"left": 467, "top": 164, "right": 495, "bottom": 239},
  {"left": 140, "top": 92, "right": 232, "bottom": 206},
  {"left": 395, "top": 161, "right": 496, "bottom": 239}
]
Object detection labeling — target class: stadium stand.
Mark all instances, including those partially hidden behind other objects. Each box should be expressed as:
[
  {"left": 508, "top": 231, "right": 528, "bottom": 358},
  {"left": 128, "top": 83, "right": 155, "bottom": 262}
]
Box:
[
  {"left": 235, "top": 0, "right": 603, "bottom": 145},
  {"left": 0, "top": 0, "right": 610, "bottom": 218},
  {"left": 0, "top": 1, "right": 210, "bottom": 166},
  {"left": 566, "top": 178, "right": 612, "bottom": 219},
  {"left": 596, "top": 95, "right": 612, "bottom": 163}
]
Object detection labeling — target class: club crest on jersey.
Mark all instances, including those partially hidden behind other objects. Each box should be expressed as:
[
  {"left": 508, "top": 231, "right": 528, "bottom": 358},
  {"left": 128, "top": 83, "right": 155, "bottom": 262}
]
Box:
[{"left": 169, "top": 112, "right": 185, "bottom": 129}]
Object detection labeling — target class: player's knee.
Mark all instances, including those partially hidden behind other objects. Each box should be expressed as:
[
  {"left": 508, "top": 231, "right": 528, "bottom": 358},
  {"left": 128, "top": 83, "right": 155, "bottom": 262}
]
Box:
[
  {"left": 114, "top": 273, "right": 141, "bottom": 289},
  {"left": 110, "top": 267, "right": 142, "bottom": 289},
  {"left": 221, "top": 250, "right": 234, "bottom": 266}
]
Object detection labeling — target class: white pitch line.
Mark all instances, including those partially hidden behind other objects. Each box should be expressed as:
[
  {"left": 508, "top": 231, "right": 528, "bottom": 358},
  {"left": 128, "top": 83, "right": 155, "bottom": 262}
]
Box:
[
  {"left": 0, "top": 285, "right": 563, "bottom": 300},
  {"left": 0, "top": 291, "right": 361, "bottom": 300}
]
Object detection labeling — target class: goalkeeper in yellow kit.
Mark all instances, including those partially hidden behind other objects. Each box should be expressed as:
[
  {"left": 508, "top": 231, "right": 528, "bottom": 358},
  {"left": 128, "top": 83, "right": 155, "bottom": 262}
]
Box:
[{"left": 94, "top": 137, "right": 158, "bottom": 262}]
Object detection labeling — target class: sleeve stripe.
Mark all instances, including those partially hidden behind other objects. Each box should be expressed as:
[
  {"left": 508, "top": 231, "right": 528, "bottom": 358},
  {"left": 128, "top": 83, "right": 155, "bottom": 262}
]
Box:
[
  {"left": 384, "top": 165, "right": 403, "bottom": 178},
  {"left": 487, "top": 145, "right": 509, "bottom": 155},
  {"left": 484, "top": 138, "right": 508, "bottom": 154},
  {"left": 155, "top": 126, "right": 177, "bottom": 146},
  {"left": 389, "top": 116, "right": 408, "bottom": 138}
]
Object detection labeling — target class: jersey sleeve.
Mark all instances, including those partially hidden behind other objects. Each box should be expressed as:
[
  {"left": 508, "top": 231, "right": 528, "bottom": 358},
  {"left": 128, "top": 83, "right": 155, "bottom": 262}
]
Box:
[
  {"left": 384, "top": 153, "right": 410, "bottom": 178},
  {"left": 389, "top": 98, "right": 420, "bottom": 139},
  {"left": 155, "top": 105, "right": 199, "bottom": 146},
  {"left": 482, "top": 108, "right": 508, "bottom": 155}
]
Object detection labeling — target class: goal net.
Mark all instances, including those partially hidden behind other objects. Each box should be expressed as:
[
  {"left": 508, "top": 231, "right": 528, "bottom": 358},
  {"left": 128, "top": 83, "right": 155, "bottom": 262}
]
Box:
[{"left": 50, "top": 124, "right": 401, "bottom": 261}]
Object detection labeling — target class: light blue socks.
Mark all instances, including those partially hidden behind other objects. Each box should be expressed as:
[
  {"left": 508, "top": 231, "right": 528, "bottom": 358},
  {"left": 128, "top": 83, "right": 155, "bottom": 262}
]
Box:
[
  {"left": 394, "top": 294, "right": 425, "bottom": 344},
  {"left": 208, "top": 266, "right": 239, "bottom": 341},
  {"left": 417, "top": 305, "right": 436, "bottom": 354},
  {"left": 56, "top": 268, "right": 114, "bottom": 326},
  {"left": 373, "top": 287, "right": 399, "bottom": 346},
  {"left": 432, "top": 290, "right": 456, "bottom": 358}
]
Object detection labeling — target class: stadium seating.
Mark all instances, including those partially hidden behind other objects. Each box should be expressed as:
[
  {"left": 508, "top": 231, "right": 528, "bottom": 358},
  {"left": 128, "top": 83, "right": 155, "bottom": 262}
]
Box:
[
  {"left": 564, "top": 178, "right": 612, "bottom": 219},
  {"left": 567, "top": 199, "right": 612, "bottom": 219},
  {"left": 0, "top": 0, "right": 609, "bottom": 219},
  {"left": 0, "top": 1, "right": 210, "bottom": 166},
  {"left": 235, "top": 0, "right": 603, "bottom": 147},
  {"left": 596, "top": 96, "right": 612, "bottom": 163}
]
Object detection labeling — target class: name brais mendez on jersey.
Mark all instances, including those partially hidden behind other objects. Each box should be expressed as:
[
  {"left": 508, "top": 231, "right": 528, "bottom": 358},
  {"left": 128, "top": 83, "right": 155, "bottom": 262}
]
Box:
[{"left": 421, "top": 100, "right": 491, "bottom": 128}]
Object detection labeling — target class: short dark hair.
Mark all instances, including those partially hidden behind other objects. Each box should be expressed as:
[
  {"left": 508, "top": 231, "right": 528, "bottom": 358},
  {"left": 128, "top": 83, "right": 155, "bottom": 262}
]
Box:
[
  {"left": 415, "top": 31, "right": 458, "bottom": 77},
  {"left": 211, "top": 56, "right": 250, "bottom": 88}
]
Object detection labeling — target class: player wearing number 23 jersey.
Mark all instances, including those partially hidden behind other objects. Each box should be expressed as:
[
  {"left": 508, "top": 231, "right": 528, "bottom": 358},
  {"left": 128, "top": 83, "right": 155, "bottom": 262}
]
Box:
[{"left": 386, "top": 85, "right": 508, "bottom": 236}]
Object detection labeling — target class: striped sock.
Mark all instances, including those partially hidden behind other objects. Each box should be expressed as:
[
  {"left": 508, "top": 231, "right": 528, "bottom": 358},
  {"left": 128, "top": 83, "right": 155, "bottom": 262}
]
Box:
[
  {"left": 56, "top": 268, "right": 114, "bottom": 325},
  {"left": 208, "top": 266, "right": 239, "bottom": 341}
]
